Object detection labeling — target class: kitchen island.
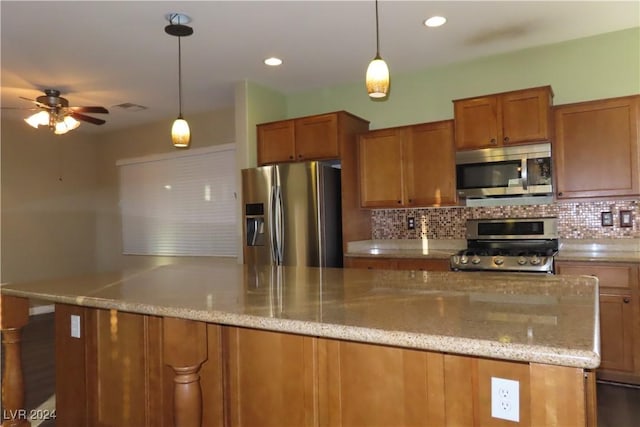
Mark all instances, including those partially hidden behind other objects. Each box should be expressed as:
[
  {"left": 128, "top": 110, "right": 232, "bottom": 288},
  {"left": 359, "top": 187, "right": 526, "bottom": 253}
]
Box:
[{"left": 1, "top": 261, "right": 599, "bottom": 427}]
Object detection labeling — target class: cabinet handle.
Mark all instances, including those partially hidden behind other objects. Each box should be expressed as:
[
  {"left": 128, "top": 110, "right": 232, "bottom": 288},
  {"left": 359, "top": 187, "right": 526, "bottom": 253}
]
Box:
[
  {"left": 490, "top": 138, "right": 497, "bottom": 145},
  {"left": 289, "top": 155, "right": 294, "bottom": 160},
  {"left": 297, "top": 154, "right": 303, "bottom": 158},
  {"left": 504, "top": 136, "right": 510, "bottom": 143},
  {"left": 558, "top": 192, "right": 563, "bottom": 196},
  {"left": 408, "top": 198, "right": 413, "bottom": 203},
  {"left": 397, "top": 200, "right": 402, "bottom": 204},
  {"left": 623, "top": 297, "right": 631, "bottom": 303}
]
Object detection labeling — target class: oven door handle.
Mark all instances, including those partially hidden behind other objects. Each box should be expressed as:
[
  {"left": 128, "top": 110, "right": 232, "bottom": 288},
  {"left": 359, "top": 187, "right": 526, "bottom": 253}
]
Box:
[{"left": 521, "top": 157, "right": 528, "bottom": 190}]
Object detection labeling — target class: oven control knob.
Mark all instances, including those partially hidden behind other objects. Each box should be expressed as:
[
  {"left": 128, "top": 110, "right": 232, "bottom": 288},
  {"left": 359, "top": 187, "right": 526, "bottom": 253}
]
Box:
[
  {"left": 494, "top": 256, "right": 504, "bottom": 266},
  {"left": 452, "top": 255, "right": 460, "bottom": 265},
  {"left": 471, "top": 255, "right": 481, "bottom": 265},
  {"left": 460, "top": 255, "right": 469, "bottom": 264},
  {"left": 530, "top": 255, "right": 542, "bottom": 265},
  {"left": 517, "top": 256, "right": 528, "bottom": 265}
]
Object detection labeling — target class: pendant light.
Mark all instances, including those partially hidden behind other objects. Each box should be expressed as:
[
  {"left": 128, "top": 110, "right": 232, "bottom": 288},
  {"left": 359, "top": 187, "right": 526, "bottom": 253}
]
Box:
[
  {"left": 366, "top": 0, "right": 390, "bottom": 98},
  {"left": 165, "top": 13, "right": 193, "bottom": 148}
]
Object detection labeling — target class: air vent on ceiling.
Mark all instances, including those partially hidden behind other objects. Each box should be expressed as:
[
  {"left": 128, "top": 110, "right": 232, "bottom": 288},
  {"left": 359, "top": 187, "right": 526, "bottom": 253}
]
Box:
[{"left": 114, "top": 103, "right": 148, "bottom": 112}]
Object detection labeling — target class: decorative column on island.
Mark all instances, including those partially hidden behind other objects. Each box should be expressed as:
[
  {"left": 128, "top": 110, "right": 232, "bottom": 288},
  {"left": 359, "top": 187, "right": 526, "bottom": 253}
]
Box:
[
  {"left": 162, "top": 317, "right": 208, "bottom": 427},
  {"left": 1, "top": 295, "right": 31, "bottom": 427}
]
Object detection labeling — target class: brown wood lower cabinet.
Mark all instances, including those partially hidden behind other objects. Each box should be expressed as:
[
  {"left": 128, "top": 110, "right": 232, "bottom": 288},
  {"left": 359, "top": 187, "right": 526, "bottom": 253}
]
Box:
[
  {"left": 53, "top": 304, "right": 594, "bottom": 426},
  {"left": 556, "top": 261, "right": 640, "bottom": 385},
  {"left": 344, "top": 256, "right": 451, "bottom": 271}
]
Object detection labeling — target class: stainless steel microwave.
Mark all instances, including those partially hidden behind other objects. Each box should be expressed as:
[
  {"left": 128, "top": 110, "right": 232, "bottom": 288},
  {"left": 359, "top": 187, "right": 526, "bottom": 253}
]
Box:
[{"left": 455, "top": 142, "right": 552, "bottom": 199}]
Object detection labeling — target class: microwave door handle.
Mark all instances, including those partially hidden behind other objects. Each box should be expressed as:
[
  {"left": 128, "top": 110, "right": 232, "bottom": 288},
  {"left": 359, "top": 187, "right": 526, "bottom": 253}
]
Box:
[{"left": 521, "top": 157, "right": 528, "bottom": 190}]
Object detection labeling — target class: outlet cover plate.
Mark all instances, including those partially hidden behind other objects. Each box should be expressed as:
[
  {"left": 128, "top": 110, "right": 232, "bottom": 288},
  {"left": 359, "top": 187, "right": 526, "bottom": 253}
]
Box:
[
  {"left": 71, "top": 314, "right": 81, "bottom": 338},
  {"left": 407, "top": 217, "right": 415, "bottom": 230},
  {"left": 491, "top": 377, "right": 520, "bottom": 422}
]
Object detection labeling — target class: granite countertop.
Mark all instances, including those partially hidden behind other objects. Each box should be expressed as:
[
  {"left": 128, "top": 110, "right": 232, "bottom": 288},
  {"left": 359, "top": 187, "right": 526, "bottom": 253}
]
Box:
[
  {"left": 557, "top": 239, "right": 640, "bottom": 263},
  {"left": 0, "top": 261, "right": 599, "bottom": 369},
  {"left": 345, "top": 239, "right": 466, "bottom": 259},
  {"left": 346, "top": 238, "right": 640, "bottom": 263}
]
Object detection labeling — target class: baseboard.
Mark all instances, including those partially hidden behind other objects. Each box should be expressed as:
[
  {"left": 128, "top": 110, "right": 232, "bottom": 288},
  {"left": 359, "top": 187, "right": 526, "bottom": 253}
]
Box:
[{"left": 29, "top": 304, "right": 55, "bottom": 316}]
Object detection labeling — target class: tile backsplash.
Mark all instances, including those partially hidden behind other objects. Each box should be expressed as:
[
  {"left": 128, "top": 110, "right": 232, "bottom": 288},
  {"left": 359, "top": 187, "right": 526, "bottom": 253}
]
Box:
[{"left": 371, "top": 200, "right": 639, "bottom": 240}]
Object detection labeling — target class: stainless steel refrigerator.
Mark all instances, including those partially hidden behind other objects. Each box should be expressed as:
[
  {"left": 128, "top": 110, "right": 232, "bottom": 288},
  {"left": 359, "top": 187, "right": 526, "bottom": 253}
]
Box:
[{"left": 242, "top": 162, "right": 342, "bottom": 267}]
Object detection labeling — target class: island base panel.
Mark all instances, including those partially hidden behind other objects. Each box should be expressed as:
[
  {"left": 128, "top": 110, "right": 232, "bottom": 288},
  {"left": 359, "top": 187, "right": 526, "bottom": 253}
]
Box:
[{"left": 47, "top": 307, "right": 596, "bottom": 426}]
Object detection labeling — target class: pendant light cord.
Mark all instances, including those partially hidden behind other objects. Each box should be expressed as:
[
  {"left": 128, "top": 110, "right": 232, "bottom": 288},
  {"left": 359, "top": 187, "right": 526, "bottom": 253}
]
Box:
[
  {"left": 375, "top": 0, "right": 380, "bottom": 57},
  {"left": 177, "top": 34, "right": 183, "bottom": 118}
]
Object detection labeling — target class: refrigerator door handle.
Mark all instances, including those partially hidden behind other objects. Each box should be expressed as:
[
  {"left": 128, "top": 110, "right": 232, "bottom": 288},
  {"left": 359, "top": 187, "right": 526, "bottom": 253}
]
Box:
[
  {"left": 269, "top": 185, "right": 278, "bottom": 263},
  {"left": 276, "top": 185, "right": 285, "bottom": 264}
]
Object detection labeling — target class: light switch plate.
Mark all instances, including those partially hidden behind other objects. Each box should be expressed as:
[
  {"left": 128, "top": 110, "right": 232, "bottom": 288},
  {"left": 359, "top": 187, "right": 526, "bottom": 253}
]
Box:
[{"left": 620, "top": 210, "right": 633, "bottom": 228}]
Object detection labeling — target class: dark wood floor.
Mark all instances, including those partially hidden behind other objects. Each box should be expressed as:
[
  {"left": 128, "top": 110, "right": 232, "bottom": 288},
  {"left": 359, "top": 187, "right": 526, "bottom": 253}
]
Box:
[{"left": 3, "top": 312, "right": 640, "bottom": 427}]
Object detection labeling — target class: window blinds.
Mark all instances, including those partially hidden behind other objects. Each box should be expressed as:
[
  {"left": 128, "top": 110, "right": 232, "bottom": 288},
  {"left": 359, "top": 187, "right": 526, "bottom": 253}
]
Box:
[{"left": 118, "top": 144, "right": 237, "bottom": 257}]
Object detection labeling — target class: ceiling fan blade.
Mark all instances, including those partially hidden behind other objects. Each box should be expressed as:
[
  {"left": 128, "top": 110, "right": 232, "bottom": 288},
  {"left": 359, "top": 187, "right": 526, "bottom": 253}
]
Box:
[
  {"left": 0, "top": 106, "right": 38, "bottom": 110},
  {"left": 70, "top": 112, "right": 106, "bottom": 125},
  {"left": 70, "top": 106, "right": 109, "bottom": 114}
]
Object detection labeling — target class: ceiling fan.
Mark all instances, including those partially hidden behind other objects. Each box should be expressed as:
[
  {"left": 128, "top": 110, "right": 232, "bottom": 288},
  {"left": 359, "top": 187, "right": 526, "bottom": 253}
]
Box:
[{"left": 5, "top": 89, "right": 109, "bottom": 134}]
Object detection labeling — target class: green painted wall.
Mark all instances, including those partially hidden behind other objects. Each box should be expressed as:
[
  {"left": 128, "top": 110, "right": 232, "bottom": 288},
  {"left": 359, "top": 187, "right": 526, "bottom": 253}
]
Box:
[
  {"left": 285, "top": 27, "right": 640, "bottom": 130},
  {"left": 244, "top": 81, "right": 287, "bottom": 168}
]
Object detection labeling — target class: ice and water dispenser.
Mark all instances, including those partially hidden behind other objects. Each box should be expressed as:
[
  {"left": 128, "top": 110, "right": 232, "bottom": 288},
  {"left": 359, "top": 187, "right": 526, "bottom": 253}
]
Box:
[{"left": 245, "top": 203, "right": 265, "bottom": 246}]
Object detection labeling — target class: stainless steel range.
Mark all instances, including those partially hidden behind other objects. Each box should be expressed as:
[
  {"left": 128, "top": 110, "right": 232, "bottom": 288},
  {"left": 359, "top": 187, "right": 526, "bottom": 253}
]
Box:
[{"left": 450, "top": 217, "right": 558, "bottom": 273}]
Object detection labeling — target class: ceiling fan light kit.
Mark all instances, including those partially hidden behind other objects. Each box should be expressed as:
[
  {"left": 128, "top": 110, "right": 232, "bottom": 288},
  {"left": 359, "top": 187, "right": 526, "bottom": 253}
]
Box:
[
  {"left": 20, "top": 88, "right": 108, "bottom": 135},
  {"left": 366, "top": 0, "right": 390, "bottom": 99},
  {"left": 165, "top": 13, "right": 193, "bottom": 148}
]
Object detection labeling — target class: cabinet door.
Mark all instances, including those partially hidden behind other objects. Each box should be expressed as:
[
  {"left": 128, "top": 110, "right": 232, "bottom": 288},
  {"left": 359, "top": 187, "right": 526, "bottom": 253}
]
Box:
[
  {"left": 554, "top": 95, "right": 639, "bottom": 199},
  {"left": 454, "top": 96, "right": 499, "bottom": 150},
  {"left": 556, "top": 261, "right": 638, "bottom": 378},
  {"left": 224, "top": 326, "right": 318, "bottom": 427},
  {"left": 319, "top": 339, "right": 445, "bottom": 427},
  {"left": 295, "top": 113, "right": 340, "bottom": 161},
  {"left": 344, "top": 257, "right": 397, "bottom": 270},
  {"left": 257, "top": 120, "right": 296, "bottom": 165},
  {"left": 599, "top": 293, "right": 635, "bottom": 373},
  {"left": 358, "top": 129, "right": 405, "bottom": 207},
  {"left": 501, "top": 86, "right": 551, "bottom": 144},
  {"left": 405, "top": 121, "right": 457, "bottom": 206}
]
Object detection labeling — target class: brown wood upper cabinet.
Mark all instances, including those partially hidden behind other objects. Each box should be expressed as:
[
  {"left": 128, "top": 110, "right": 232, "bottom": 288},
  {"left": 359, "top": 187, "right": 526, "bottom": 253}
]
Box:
[
  {"left": 358, "top": 120, "right": 457, "bottom": 208},
  {"left": 554, "top": 95, "right": 640, "bottom": 200},
  {"left": 258, "top": 112, "right": 350, "bottom": 165},
  {"left": 453, "top": 86, "right": 553, "bottom": 150}
]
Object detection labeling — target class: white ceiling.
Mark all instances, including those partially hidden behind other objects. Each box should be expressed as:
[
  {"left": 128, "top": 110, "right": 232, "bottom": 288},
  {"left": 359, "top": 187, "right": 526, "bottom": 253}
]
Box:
[{"left": 1, "top": 1, "right": 638, "bottom": 133}]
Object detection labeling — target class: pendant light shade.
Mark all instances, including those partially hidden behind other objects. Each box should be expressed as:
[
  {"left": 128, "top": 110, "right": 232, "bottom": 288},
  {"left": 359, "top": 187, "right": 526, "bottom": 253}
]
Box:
[
  {"left": 366, "top": 55, "right": 390, "bottom": 98},
  {"left": 171, "top": 116, "right": 191, "bottom": 147},
  {"left": 165, "top": 13, "right": 193, "bottom": 148},
  {"left": 366, "top": 0, "right": 389, "bottom": 98}
]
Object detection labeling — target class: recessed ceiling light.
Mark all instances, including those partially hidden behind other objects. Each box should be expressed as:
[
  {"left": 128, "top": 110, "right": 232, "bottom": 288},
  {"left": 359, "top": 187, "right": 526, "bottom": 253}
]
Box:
[
  {"left": 264, "top": 57, "right": 283, "bottom": 66},
  {"left": 424, "top": 16, "right": 446, "bottom": 28}
]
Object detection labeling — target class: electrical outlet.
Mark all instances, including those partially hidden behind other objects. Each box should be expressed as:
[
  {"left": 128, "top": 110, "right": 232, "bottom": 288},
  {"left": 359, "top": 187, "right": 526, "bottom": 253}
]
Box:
[
  {"left": 407, "top": 217, "right": 415, "bottom": 230},
  {"left": 491, "top": 377, "right": 519, "bottom": 422},
  {"left": 70, "top": 314, "right": 81, "bottom": 338}
]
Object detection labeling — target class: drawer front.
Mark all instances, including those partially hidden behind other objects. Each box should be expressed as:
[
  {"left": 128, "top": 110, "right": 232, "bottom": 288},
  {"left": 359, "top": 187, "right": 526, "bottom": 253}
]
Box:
[
  {"left": 395, "top": 258, "right": 451, "bottom": 272},
  {"left": 344, "top": 257, "right": 397, "bottom": 270},
  {"left": 556, "top": 262, "right": 637, "bottom": 290}
]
